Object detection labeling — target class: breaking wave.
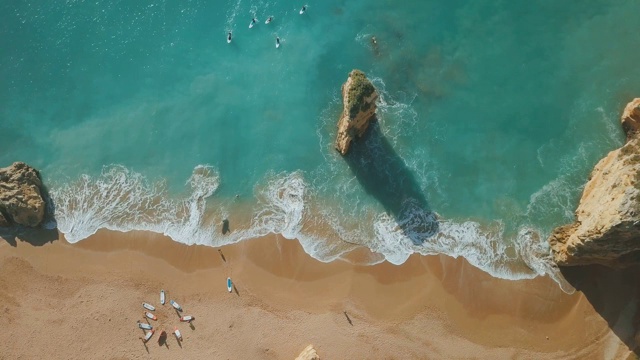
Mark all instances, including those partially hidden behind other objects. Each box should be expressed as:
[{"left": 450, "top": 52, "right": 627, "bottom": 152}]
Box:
[{"left": 48, "top": 163, "right": 573, "bottom": 294}]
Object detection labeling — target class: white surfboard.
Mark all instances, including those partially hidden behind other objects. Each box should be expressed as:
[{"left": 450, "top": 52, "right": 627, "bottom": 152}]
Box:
[
  {"left": 276, "top": 38, "right": 280, "bottom": 48},
  {"left": 249, "top": 19, "right": 256, "bottom": 28},
  {"left": 174, "top": 327, "right": 182, "bottom": 341},
  {"left": 142, "top": 329, "right": 155, "bottom": 342},
  {"left": 160, "top": 290, "right": 165, "bottom": 305},
  {"left": 138, "top": 321, "right": 152, "bottom": 330},
  {"left": 170, "top": 299, "right": 182, "bottom": 312},
  {"left": 299, "top": 6, "right": 306, "bottom": 15},
  {"left": 265, "top": 17, "right": 273, "bottom": 24},
  {"left": 180, "top": 315, "right": 195, "bottom": 322},
  {"left": 142, "top": 302, "right": 155, "bottom": 311},
  {"left": 145, "top": 311, "right": 157, "bottom": 321}
]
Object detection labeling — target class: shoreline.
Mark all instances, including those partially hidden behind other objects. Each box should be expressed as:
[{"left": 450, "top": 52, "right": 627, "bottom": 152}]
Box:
[{"left": 1, "top": 229, "right": 638, "bottom": 359}]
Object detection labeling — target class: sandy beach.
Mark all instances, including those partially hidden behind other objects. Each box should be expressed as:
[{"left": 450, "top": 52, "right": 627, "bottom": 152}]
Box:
[{"left": 1, "top": 230, "right": 638, "bottom": 359}]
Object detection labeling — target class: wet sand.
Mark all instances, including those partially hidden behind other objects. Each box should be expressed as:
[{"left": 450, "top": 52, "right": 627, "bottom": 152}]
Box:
[{"left": 0, "top": 229, "right": 638, "bottom": 359}]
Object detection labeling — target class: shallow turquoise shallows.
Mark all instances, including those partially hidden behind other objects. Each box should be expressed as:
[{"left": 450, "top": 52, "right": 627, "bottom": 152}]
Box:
[{"left": 2, "top": 0, "right": 640, "bottom": 289}]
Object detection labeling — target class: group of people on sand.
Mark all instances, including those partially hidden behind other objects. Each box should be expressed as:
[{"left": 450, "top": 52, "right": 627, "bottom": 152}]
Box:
[{"left": 227, "top": 5, "right": 308, "bottom": 47}]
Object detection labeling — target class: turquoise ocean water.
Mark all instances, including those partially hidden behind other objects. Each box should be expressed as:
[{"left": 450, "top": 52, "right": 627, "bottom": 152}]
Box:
[{"left": 2, "top": 0, "right": 640, "bottom": 290}]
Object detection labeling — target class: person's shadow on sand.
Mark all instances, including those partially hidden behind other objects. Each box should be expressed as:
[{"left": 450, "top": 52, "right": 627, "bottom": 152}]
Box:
[
  {"left": 343, "top": 311, "right": 353, "bottom": 326},
  {"left": 344, "top": 121, "right": 439, "bottom": 245}
]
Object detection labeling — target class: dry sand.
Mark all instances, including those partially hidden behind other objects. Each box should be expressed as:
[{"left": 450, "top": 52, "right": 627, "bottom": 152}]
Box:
[{"left": 1, "top": 229, "right": 639, "bottom": 359}]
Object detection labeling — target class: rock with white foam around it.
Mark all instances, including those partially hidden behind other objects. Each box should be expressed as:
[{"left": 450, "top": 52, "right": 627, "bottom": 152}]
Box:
[
  {"left": 335, "top": 70, "right": 378, "bottom": 155},
  {"left": 549, "top": 98, "right": 640, "bottom": 267}
]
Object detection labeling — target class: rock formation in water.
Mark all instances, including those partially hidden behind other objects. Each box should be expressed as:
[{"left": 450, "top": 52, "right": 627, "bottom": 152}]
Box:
[
  {"left": 294, "top": 344, "right": 320, "bottom": 360},
  {"left": 0, "top": 162, "right": 46, "bottom": 227},
  {"left": 335, "top": 69, "right": 379, "bottom": 155},
  {"left": 549, "top": 98, "right": 640, "bottom": 267}
]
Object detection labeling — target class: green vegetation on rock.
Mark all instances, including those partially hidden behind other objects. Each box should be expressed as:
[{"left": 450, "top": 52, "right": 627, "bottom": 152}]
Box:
[{"left": 346, "top": 70, "right": 376, "bottom": 119}]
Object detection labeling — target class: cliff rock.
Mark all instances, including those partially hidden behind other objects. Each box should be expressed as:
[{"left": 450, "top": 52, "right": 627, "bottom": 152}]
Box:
[
  {"left": 294, "top": 345, "right": 320, "bottom": 360},
  {"left": 0, "top": 162, "right": 46, "bottom": 227},
  {"left": 621, "top": 98, "right": 640, "bottom": 141},
  {"left": 549, "top": 99, "right": 640, "bottom": 266},
  {"left": 335, "top": 69, "right": 378, "bottom": 155}
]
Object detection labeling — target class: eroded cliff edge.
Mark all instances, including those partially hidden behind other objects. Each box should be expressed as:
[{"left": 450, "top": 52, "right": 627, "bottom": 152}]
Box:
[
  {"left": 335, "top": 70, "right": 378, "bottom": 155},
  {"left": 549, "top": 98, "right": 640, "bottom": 267},
  {"left": 0, "top": 162, "right": 46, "bottom": 227}
]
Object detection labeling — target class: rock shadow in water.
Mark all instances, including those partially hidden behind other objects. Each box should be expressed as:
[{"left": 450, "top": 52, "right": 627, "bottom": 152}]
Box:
[{"left": 344, "top": 121, "right": 439, "bottom": 245}]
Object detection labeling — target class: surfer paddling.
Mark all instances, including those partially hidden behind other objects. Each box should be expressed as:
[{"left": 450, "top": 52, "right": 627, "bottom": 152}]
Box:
[
  {"left": 299, "top": 5, "right": 307, "bottom": 15},
  {"left": 249, "top": 18, "right": 257, "bottom": 28},
  {"left": 265, "top": 16, "right": 273, "bottom": 24},
  {"left": 275, "top": 37, "right": 280, "bottom": 49},
  {"left": 227, "top": 31, "right": 232, "bottom": 44}
]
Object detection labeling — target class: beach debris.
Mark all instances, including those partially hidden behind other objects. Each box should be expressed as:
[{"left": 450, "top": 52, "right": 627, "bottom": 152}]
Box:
[
  {"left": 137, "top": 321, "right": 153, "bottom": 331},
  {"left": 141, "top": 329, "right": 155, "bottom": 343},
  {"left": 160, "top": 290, "right": 166, "bottom": 305},
  {"left": 145, "top": 311, "right": 157, "bottom": 321},
  {"left": 158, "top": 330, "right": 167, "bottom": 345},
  {"left": 142, "top": 302, "right": 155, "bottom": 311},
  {"left": 174, "top": 326, "right": 183, "bottom": 341},
  {"left": 180, "top": 315, "right": 195, "bottom": 323},
  {"left": 170, "top": 300, "right": 183, "bottom": 312},
  {"left": 227, "top": 277, "right": 233, "bottom": 293}
]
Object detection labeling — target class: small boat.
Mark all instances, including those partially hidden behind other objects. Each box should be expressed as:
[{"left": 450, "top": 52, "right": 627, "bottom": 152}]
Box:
[
  {"left": 158, "top": 330, "right": 167, "bottom": 345},
  {"left": 299, "top": 5, "right": 306, "bottom": 15},
  {"left": 145, "top": 311, "right": 157, "bottom": 321},
  {"left": 275, "top": 37, "right": 280, "bottom": 49},
  {"left": 142, "top": 303, "right": 155, "bottom": 311},
  {"left": 227, "top": 277, "right": 233, "bottom": 293},
  {"left": 265, "top": 16, "right": 273, "bottom": 24},
  {"left": 170, "top": 300, "right": 182, "bottom": 312},
  {"left": 142, "top": 329, "right": 155, "bottom": 343},
  {"left": 174, "top": 326, "right": 182, "bottom": 341},
  {"left": 138, "top": 321, "right": 152, "bottom": 331},
  {"left": 160, "top": 290, "right": 165, "bottom": 305},
  {"left": 180, "top": 315, "right": 195, "bottom": 322}
]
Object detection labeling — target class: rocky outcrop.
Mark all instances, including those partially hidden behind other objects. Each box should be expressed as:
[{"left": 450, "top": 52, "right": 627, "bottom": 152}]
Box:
[
  {"left": 0, "top": 162, "right": 46, "bottom": 227},
  {"left": 549, "top": 99, "right": 640, "bottom": 267},
  {"left": 335, "top": 69, "right": 378, "bottom": 155},
  {"left": 294, "top": 345, "right": 320, "bottom": 360},
  {"left": 622, "top": 98, "right": 640, "bottom": 141}
]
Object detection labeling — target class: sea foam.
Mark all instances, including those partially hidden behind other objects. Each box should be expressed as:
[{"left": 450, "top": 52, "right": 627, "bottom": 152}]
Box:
[{"left": 49, "top": 164, "right": 573, "bottom": 293}]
